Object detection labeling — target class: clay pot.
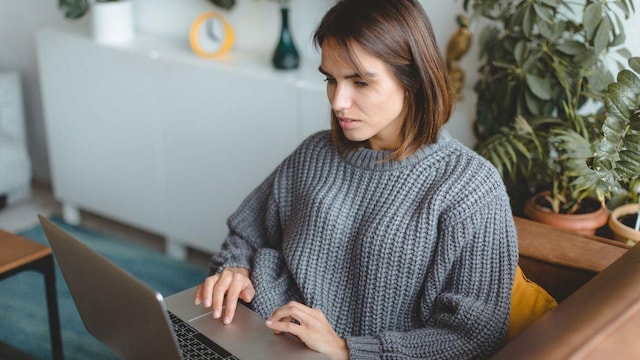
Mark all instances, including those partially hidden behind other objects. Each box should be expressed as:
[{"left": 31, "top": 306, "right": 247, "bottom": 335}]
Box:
[
  {"left": 608, "top": 204, "right": 640, "bottom": 245},
  {"left": 523, "top": 191, "right": 609, "bottom": 236}
]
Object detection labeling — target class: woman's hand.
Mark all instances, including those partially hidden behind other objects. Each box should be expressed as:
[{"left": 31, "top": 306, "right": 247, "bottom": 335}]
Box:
[
  {"left": 266, "top": 301, "right": 349, "bottom": 360},
  {"left": 194, "top": 267, "right": 255, "bottom": 324}
]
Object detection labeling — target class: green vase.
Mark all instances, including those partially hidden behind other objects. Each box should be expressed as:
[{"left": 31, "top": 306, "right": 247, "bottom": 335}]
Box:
[{"left": 272, "top": 7, "right": 300, "bottom": 70}]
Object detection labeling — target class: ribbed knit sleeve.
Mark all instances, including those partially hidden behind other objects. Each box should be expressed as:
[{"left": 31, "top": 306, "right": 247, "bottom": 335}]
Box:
[{"left": 208, "top": 167, "right": 283, "bottom": 275}]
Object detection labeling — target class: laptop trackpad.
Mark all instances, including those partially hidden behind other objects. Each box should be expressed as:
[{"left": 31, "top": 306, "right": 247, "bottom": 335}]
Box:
[{"left": 189, "top": 307, "right": 326, "bottom": 360}]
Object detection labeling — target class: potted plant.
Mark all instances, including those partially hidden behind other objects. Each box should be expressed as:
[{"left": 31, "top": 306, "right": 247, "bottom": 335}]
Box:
[
  {"left": 604, "top": 56, "right": 640, "bottom": 243},
  {"left": 59, "top": 0, "right": 121, "bottom": 20},
  {"left": 59, "top": 0, "right": 134, "bottom": 45},
  {"left": 609, "top": 182, "right": 640, "bottom": 245},
  {"left": 464, "top": 0, "right": 637, "bottom": 234}
]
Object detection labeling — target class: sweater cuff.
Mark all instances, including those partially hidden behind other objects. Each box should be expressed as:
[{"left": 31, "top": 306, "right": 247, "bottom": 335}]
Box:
[
  {"left": 346, "top": 336, "right": 382, "bottom": 359},
  {"left": 208, "top": 255, "right": 252, "bottom": 276}
]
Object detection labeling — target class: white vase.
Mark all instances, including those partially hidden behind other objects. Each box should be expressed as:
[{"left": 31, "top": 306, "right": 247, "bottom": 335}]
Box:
[{"left": 92, "top": 1, "right": 135, "bottom": 45}]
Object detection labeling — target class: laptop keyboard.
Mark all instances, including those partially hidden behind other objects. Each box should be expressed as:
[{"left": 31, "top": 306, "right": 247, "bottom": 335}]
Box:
[{"left": 168, "top": 311, "right": 240, "bottom": 360}]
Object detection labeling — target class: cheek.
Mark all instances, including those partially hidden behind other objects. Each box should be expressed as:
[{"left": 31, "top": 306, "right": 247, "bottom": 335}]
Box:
[{"left": 379, "top": 89, "right": 406, "bottom": 119}]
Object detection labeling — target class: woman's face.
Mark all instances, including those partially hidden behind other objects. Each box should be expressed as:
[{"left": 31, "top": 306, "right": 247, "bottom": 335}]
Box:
[{"left": 320, "top": 40, "right": 407, "bottom": 151}]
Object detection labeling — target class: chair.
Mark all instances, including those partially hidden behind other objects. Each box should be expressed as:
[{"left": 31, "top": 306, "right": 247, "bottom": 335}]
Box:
[{"left": 495, "top": 217, "right": 639, "bottom": 359}]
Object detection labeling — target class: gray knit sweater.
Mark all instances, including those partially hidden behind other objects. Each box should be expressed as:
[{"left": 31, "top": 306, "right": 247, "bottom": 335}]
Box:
[{"left": 210, "top": 131, "right": 518, "bottom": 359}]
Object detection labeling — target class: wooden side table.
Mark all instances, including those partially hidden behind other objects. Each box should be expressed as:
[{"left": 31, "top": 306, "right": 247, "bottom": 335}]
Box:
[{"left": 0, "top": 229, "right": 64, "bottom": 359}]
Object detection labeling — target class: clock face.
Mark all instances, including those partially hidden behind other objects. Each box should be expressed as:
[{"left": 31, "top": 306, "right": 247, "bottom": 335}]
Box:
[{"left": 189, "top": 12, "right": 235, "bottom": 58}]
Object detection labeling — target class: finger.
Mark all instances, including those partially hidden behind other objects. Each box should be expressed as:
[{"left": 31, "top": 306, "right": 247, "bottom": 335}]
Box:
[
  {"left": 222, "top": 275, "right": 247, "bottom": 324},
  {"left": 269, "top": 301, "right": 307, "bottom": 322},
  {"left": 239, "top": 284, "right": 256, "bottom": 303},
  {"left": 267, "top": 302, "right": 311, "bottom": 332},
  {"left": 266, "top": 316, "right": 302, "bottom": 335},
  {"left": 211, "top": 274, "right": 231, "bottom": 319},
  {"left": 193, "top": 284, "right": 204, "bottom": 305},
  {"left": 201, "top": 275, "right": 220, "bottom": 308}
]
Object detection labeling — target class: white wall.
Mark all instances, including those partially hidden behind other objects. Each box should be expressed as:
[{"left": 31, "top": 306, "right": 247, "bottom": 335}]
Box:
[
  {"left": 0, "top": 0, "right": 89, "bottom": 182},
  {"left": 1, "top": 0, "right": 638, "bottom": 182}
]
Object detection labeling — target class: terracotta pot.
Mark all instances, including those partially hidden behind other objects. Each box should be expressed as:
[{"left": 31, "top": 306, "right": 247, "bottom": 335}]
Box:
[
  {"left": 608, "top": 203, "right": 640, "bottom": 245},
  {"left": 523, "top": 191, "right": 609, "bottom": 236}
]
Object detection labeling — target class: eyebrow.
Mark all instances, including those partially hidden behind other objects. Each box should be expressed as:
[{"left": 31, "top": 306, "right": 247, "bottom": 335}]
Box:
[{"left": 318, "top": 66, "right": 375, "bottom": 79}]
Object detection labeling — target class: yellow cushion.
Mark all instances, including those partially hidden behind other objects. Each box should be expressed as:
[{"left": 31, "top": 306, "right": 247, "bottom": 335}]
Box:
[{"left": 506, "top": 266, "right": 558, "bottom": 341}]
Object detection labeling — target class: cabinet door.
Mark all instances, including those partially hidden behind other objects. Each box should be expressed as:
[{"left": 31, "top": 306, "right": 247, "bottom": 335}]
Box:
[
  {"left": 160, "top": 63, "right": 300, "bottom": 252},
  {"left": 37, "top": 31, "right": 167, "bottom": 232}
]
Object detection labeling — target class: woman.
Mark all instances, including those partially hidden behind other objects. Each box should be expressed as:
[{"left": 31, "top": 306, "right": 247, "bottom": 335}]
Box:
[{"left": 195, "top": 0, "right": 518, "bottom": 358}]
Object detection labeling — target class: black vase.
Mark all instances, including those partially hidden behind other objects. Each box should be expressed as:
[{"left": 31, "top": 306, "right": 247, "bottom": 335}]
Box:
[{"left": 272, "top": 7, "right": 300, "bottom": 70}]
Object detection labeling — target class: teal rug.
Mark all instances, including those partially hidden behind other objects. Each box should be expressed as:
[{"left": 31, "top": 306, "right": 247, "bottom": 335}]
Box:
[{"left": 0, "top": 217, "right": 208, "bottom": 359}]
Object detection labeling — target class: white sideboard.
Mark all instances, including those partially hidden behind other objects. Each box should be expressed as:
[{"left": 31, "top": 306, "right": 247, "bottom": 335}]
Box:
[{"left": 37, "top": 29, "right": 329, "bottom": 257}]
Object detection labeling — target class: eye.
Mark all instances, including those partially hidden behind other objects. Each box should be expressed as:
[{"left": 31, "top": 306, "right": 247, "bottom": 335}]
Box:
[
  {"left": 324, "top": 77, "right": 336, "bottom": 84},
  {"left": 354, "top": 80, "right": 368, "bottom": 88}
]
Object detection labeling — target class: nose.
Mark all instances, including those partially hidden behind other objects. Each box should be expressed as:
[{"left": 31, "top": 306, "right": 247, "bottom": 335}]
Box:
[{"left": 328, "top": 83, "right": 352, "bottom": 112}]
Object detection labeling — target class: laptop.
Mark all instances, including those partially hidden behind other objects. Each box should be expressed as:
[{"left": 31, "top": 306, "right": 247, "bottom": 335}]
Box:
[{"left": 38, "top": 215, "right": 328, "bottom": 360}]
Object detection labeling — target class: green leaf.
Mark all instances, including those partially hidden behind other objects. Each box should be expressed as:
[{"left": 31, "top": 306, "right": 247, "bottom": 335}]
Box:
[
  {"left": 610, "top": 15, "right": 626, "bottom": 47},
  {"left": 626, "top": 134, "right": 640, "bottom": 145},
  {"left": 616, "top": 161, "right": 640, "bottom": 177},
  {"left": 556, "top": 40, "right": 587, "bottom": 55},
  {"left": 608, "top": 83, "right": 634, "bottom": 119},
  {"left": 594, "top": 17, "right": 612, "bottom": 54},
  {"left": 526, "top": 74, "right": 552, "bottom": 100},
  {"left": 630, "top": 111, "right": 640, "bottom": 131},
  {"left": 618, "top": 48, "right": 633, "bottom": 60},
  {"left": 463, "top": 0, "right": 471, "bottom": 12},
  {"left": 539, "top": 20, "right": 556, "bottom": 40},
  {"left": 533, "top": 3, "right": 554, "bottom": 23},
  {"left": 603, "top": 115, "right": 626, "bottom": 133},
  {"left": 629, "top": 57, "right": 640, "bottom": 74},
  {"left": 59, "top": 0, "right": 89, "bottom": 19},
  {"left": 523, "top": 6, "right": 535, "bottom": 38},
  {"left": 595, "top": 141, "right": 617, "bottom": 157},
  {"left": 620, "top": 149, "right": 640, "bottom": 165},
  {"left": 584, "top": 2, "right": 604, "bottom": 42},
  {"left": 525, "top": 90, "right": 543, "bottom": 114},
  {"left": 538, "top": 0, "right": 559, "bottom": 8},
  {"left": 514, "top": 40, "right": 526, "bottom": 67},
  {"left": 617, "top": 70, "right": 640, "bottom": 92}
]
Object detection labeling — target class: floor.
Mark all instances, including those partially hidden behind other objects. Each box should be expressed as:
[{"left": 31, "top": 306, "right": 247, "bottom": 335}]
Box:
[{"left": 0, "top": 182, "right": 213, "bottom": 268}]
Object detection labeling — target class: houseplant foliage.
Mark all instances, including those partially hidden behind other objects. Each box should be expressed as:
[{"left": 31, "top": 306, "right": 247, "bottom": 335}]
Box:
[
  {"left": 465, "top": 0, "right": 636, "bottom": 215},
  {"left": 570, "top": 57, "right": 640, "bottom": 205},
  {"left": 59, "top": 0, "right": 120, "bottom": 20}
]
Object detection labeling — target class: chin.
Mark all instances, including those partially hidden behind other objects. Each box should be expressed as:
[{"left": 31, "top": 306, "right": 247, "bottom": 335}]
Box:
[{"left": 342, "top": 130, "right": 370, "bottom": 143}]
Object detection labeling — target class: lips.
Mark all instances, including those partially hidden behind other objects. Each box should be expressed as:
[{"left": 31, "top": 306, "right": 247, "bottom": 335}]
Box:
[{"left": 338, "top": 117, "right": 360, "bottom": 130}]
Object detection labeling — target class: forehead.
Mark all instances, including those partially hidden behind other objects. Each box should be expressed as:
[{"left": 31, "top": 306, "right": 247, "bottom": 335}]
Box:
[{"left": 320, "top": 39, "right": 387, "bottom": 76}]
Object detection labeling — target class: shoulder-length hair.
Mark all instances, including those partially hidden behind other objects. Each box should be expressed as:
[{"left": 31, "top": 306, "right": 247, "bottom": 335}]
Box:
[{"left": 313, "top": 0, "right": 454, "bottom": 160}]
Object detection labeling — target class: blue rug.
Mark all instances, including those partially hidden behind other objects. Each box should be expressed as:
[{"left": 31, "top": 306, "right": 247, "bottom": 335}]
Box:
[{"left": 0, "top": 217, "right": 208, "bottom": 359}]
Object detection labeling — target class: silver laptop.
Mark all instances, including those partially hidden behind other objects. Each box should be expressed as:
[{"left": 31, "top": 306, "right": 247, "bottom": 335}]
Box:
[{"left": 38, "top": 215, "right": 327, "bottom": 360}]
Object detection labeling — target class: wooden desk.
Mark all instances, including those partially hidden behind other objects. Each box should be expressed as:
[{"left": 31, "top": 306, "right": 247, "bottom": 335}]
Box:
[{"left": 0, "top": 229, "right": 64, "bottom": 359}]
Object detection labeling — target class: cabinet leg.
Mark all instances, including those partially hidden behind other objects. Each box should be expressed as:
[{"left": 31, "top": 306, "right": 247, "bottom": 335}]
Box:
[
  {"left": 166, "top": 238, "right": 187, "bottom": 260},
  {"left": 62, "top": 203, "right": 81, "bottom": 225}
]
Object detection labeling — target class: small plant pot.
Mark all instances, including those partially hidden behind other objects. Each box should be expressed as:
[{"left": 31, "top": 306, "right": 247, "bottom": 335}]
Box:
[
  {"left": 523, "top": 191, "right": 610, "bottom": 236},
  {"left": 608, "top": 204, "right": 640, "bottom": 245}
]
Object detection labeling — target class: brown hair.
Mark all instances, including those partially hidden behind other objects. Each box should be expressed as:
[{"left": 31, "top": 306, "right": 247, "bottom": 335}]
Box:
[{"left": 313, "top": 0, "right": 454, "bottom": 160}]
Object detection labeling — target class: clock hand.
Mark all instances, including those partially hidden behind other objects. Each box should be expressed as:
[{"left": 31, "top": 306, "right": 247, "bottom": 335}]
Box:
[{"left": 206, "top": 19, "right": 221, "bottom": 42}]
